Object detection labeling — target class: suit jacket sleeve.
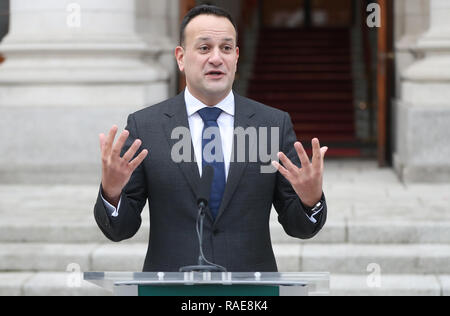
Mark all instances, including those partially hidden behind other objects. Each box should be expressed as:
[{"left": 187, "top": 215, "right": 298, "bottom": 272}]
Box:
[
  {"left": 273, "top": 112, "right": 327, "bottom": 239},
  {"left": 94, "top": 113, "right": 148, "bottom": 242}
]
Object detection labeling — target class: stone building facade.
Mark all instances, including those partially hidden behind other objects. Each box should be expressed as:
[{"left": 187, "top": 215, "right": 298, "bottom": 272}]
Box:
[{"left": 0, "top": 0, "right": 449, "bottom": 183}]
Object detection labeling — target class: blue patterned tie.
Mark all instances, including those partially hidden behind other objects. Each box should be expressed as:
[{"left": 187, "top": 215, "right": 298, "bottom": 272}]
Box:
[{"left": 197, "top": 107, "right": 226, "bottom": 219}]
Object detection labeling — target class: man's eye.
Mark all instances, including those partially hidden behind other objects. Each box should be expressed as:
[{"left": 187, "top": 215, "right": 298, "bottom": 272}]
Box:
[
  {"left": 223, "top": 46, "right": 233, "bottom": 51},
  {"left": 199, "top": 46, "right": 209, "bottom": 52}
]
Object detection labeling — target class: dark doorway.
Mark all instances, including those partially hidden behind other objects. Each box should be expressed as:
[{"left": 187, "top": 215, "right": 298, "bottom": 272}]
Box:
[
  {"left": 261, "top": 0, "right": 353, "bottom": 28},
  {"left": 178, "top": 0, "right": 392, "bottom": 161},
  {"left": 248, "top": 0, "right": 369, "bottom": 158}
]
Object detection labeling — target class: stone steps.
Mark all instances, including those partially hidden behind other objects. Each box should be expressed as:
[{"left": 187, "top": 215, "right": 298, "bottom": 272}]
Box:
[
  {"left": 0, "top": 162, "right": 448, "bottom": 295},
  {"left": 330, "top": 274, "right": 450, "bottom": 296},
  {"left": 1, "top": 243, "right": 450, "bottom": 275},
  {"left": 1, "top": 272, "right": 448, "bottom": 296},
  {"left": 1, "top": 219, "right": 450, "bottom": 244}
]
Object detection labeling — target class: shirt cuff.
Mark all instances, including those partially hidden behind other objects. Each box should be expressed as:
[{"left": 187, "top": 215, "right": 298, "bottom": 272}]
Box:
[
  {"left": 299, "top": 194, "right": 325, "bottom": 224},
  {"left": 100, "top": 192, "right": 122, "bottom": 218},
  {"left": 305, "top": 205, "right": 324, "bottom": 224}
]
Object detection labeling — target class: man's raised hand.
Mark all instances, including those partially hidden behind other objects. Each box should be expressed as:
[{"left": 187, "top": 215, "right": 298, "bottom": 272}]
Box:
[
  {"left": 272, "top": 138, "right": 327, "bottom": 208},
  {"left": 99, "top": 125, "right": 148, "bottom": 207}
]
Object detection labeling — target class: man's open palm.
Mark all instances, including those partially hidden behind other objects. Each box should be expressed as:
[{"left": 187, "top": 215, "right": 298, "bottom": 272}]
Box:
[
  {"left": 99, "top": 125, "right": 148, "bottom": 206},
  {"left": 272, "top": 138, "right": 327, "bottom": 207}
]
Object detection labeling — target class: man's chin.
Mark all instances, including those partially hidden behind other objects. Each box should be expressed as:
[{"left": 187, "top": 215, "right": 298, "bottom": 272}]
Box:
[
  {"left": 204, "top": 80, "right": 230, "bottom": 93},
  {"left": 202, "top": 84, "right": 232, "bottom": 97}
]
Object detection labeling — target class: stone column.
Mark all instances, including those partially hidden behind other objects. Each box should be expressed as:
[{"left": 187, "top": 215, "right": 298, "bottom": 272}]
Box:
[
  {"left": 0, "top": 0, "right": 169, "bottom": 183},
  {"left": 136, "top": 0, "right": 179, "bottom": 96},
  {"left": 395, "top": 0, "right": 450, "bottom": 182},
  {"left": 394, "top": 0, "right": 430, "bottom": 99}
]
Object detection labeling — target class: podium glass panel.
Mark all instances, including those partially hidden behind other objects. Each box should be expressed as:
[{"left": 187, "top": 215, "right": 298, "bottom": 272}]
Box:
[{"left": 84, "top": 272, "right": 330, "bottom": 296}]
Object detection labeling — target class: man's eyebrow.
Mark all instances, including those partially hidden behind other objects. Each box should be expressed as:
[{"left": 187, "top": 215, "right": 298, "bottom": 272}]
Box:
[
  {"left": 195, "top": 37, "right": 235, "bottom": 43},
  {"left": 197, "top": 37, "right": 211, "bottom": 41}
]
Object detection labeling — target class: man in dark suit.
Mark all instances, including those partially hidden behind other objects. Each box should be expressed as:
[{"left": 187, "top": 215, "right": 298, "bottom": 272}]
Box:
[{"left": 94, "top": 5, "right": 328, "bottom": 272}]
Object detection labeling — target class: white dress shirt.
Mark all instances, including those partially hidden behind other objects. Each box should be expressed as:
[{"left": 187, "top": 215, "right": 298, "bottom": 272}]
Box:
[{"left": 102, "top": 88, "right": 321, "bottom": 223}]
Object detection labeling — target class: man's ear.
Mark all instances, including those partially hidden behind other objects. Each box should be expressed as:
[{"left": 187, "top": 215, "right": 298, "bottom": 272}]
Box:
[{"left": 175, "top": 46, "right": 185, "bottom": 72}]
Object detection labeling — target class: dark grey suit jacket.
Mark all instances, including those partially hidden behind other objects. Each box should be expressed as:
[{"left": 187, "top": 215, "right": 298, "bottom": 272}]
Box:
[{"left": 94, "top": 91, "right": 327, "bottom": 272}]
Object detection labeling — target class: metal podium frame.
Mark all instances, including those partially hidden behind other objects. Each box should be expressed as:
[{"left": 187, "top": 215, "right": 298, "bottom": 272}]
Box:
[{"left": 84, "top": 272, "right": 330, "bottom": 296}]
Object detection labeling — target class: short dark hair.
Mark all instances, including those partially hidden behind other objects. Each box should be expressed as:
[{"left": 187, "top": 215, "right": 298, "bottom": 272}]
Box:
[{"left": 180, "top": 4, "right": 238, "bottom": 46}]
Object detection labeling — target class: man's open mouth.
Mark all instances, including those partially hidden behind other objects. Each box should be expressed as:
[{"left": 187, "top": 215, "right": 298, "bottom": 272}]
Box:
[{"left": 205, "top": 71, "right": 225, "bottom": 76}]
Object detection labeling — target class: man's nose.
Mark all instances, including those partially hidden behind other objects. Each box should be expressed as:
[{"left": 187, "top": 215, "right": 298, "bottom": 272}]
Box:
[{"left": 208, "top": 48, "right": 223, "bottom": 66}]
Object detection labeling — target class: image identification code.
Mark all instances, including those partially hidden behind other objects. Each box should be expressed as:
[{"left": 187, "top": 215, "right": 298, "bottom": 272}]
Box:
[{"left": 181, "top": 300, "right": 268, "bottom": 313}]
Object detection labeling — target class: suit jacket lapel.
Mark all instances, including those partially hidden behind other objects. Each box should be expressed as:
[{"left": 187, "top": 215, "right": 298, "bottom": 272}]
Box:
[
  {"left": 214, "top": 93, "right": 256, "bottom": 225},
  {"left": 162, "top": 92, "right": 201, "bottom": 203}
]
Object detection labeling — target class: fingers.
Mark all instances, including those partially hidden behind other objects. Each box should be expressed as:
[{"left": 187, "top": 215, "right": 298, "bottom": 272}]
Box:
[
  {"left": 99, "top": 133, "right": 106, "bottom": 152},
  {"left": 122, "top": 138, "right": 142, "bottom": 162},
  {"left": 271, "top": 160, "right": 290, "bottom": 180},
  {"left": 111, "top": 130, "right": 130, "bottom": 157},
  {"left": 294, "top": 141, "right": 311, "bottom": 169},
  {"left": 100, "top": 124, "right": 148, "bottom": 161},
  {"left": 320, "top": 146, "right": 328, "bottom": 169},
  {"left": 311, "top": 138, "right": 321, "bottom": 169},
  {"left": 129, "top": 149, "right": 149, "bottom": 171},
  {"left": 103, "top": 125, "right": 118, "bottom": 156},
  {"left": 278, "top": 151, "right": 298, "bottom": 174}
]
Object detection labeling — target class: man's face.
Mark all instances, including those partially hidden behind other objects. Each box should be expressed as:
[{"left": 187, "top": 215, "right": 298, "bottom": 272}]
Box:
[{"left": 175, "top": 14, "right": 239, "bottom": 105}]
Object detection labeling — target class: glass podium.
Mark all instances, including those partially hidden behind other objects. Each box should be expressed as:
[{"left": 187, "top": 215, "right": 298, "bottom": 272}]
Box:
[{"left": 84, "top": 272, "right": 330, "bottom": 296}]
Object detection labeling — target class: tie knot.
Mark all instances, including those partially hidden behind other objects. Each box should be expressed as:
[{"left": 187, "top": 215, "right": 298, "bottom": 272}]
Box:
[{"left": 198, "top": 107, "right": 223, "bottom": 123}]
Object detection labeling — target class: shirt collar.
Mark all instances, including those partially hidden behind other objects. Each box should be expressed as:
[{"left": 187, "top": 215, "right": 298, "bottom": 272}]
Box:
[{"left": 184, "top": 87, "right": 235, "bottom": 117}]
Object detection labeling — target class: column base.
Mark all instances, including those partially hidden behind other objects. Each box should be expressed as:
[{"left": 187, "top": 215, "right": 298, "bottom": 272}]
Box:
[
  {"left": 394, "top": 100, "right": 450, "bottom": 183},
  {"left": 394, "top": 158, "right": 450, "bottom": 183}
]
